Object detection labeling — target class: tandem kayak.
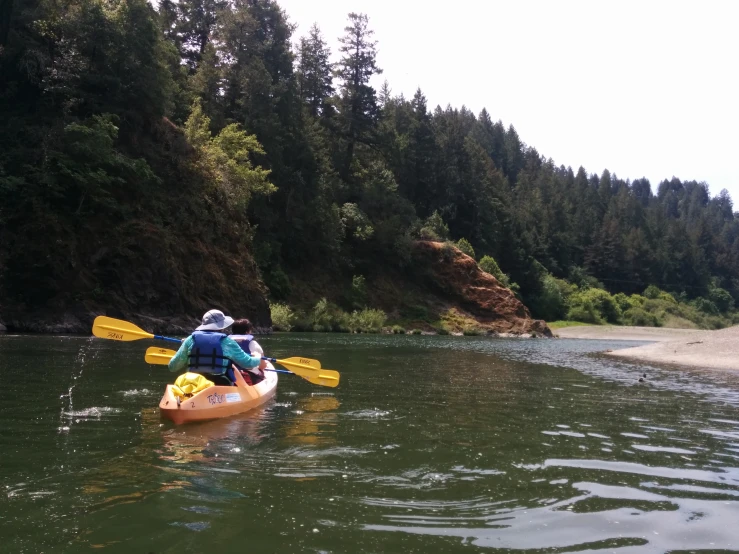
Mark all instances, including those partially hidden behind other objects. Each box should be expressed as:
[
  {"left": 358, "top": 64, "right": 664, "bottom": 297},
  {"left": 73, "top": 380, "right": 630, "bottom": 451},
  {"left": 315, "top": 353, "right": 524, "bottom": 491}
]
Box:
[{"left": 159, "top": 363, "right": 278, "bottom": 425}]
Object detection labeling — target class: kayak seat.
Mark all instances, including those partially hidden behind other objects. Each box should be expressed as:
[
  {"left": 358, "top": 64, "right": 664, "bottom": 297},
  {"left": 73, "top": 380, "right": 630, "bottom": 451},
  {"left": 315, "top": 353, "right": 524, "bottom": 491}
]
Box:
[{"left": 207, "top": 374, "right": 237, "bottom": 387}]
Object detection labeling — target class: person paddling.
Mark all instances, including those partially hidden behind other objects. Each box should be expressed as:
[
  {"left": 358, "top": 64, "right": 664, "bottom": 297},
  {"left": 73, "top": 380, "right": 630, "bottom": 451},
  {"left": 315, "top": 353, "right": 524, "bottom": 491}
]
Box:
[
  {"left": 231, "top": 318, "right": 267, "bottom": 385},
  {"left": 168, "top": 309, "right": 262, "bottom": 386}
]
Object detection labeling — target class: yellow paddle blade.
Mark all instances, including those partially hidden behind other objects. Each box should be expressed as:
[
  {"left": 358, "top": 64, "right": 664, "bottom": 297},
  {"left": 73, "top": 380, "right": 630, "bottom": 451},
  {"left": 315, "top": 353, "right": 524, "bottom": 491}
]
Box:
[
  {"left": 274, "top": 358, "right": 340, "bottom": 388},
  {"left": 92, "top": 316, "right": 154, "bottom": 341},
  {"left": 302, "top": 369, "right": 340, "bottom": 388},
  {"left": 145, "top": 347, "right": 177, "bottom": 365},
  {"left": 280, "top": 356, "right": 321, "bottom": 369}
]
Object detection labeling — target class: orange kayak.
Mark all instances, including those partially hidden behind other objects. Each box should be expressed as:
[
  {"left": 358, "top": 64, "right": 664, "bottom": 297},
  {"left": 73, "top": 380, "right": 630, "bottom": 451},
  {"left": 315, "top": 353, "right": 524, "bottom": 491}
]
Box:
[{"left": 159, "top": 364, "right": 278, "bottom": 425}]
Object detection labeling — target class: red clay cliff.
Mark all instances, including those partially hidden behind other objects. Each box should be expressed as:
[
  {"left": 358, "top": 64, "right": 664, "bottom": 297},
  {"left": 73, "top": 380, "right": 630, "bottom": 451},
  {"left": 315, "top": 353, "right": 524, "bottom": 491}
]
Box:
[{"left": 410, "top": 241, "right": 552, "bottom": 337}]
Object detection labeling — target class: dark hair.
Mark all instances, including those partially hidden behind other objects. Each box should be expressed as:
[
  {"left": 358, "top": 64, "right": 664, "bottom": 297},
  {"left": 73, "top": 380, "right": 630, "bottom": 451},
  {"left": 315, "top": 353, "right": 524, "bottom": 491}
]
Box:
[{"left": 232, "top": 318, "right": 254, "bottom": 335}]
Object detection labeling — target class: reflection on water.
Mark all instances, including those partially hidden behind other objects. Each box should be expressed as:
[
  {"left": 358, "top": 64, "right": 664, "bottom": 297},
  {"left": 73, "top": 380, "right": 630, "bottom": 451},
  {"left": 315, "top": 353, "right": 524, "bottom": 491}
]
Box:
[
  {"left": 283, "top": 394, "right": 341, "bottom": 446},
  {"left": 2, "top": 334, "right": 739, "bottom": 552}
]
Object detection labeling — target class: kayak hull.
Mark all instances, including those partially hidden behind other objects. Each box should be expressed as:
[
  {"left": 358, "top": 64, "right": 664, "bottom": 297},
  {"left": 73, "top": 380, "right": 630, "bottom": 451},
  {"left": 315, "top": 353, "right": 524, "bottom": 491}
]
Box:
[{"left": 159, "top": 364, "right": 278, "bottom": 425}]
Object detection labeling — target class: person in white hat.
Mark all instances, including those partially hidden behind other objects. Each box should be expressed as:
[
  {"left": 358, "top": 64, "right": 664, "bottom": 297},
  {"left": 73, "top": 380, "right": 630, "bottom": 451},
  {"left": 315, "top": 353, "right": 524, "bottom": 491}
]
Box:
[{"left": 167, "top": 309, "right": 262, "bottom": 385}]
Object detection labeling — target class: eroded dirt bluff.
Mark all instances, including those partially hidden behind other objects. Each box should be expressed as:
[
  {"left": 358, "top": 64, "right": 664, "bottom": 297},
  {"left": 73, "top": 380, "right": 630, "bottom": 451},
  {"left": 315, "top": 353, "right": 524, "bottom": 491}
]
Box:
[
  {"left": 411, "top": 241, "right": 552, "bottom": 336},
  {"left": 0, "top": 226, "right": 271, "bottom": 335}
]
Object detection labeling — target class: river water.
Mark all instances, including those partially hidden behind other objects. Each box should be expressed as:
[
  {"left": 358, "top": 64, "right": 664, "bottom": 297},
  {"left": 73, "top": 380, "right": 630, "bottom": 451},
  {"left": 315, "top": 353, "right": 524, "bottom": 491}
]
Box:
[{"left": 2, "top": 333, "right": 739, "bottom": 553}]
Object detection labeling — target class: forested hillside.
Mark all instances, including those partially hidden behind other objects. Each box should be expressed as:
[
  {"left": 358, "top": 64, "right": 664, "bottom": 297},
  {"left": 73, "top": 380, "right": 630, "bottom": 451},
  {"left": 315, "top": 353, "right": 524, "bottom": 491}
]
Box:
[{"left": 1, "top": 0, "right": 737, "bottom": 331}]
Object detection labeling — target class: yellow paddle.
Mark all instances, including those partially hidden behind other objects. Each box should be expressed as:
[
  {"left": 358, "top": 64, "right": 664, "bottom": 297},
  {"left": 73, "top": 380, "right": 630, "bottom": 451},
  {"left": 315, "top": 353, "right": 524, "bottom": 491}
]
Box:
[
  {"left": 144, "top": 347, "right": 178, "bottom": 364},
  {"left": 92, "top": 316, "right": 182, "bottom": 344},
  {"left": 94, "top": 317, "right": 323, "bottom": 369},
  {"left": 145, "top": 347, "right": 340, "bottom": 388}
]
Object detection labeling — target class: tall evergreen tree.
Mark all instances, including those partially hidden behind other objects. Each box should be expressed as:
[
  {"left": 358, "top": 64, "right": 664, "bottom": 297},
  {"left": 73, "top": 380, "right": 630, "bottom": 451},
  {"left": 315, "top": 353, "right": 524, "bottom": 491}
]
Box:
[
  {"left": 176, "top": 0, "right": 228, "bottom": 71},
  {"left": 297, "top": 24, "right": 334, "bottom": 118},
  {"left": 336, "top": 12, "right": 382, "bottom": 181}
]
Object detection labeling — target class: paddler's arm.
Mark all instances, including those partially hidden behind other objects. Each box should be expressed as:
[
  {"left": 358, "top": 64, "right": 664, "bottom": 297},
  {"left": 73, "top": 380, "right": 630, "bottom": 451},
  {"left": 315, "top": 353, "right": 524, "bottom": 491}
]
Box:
[
  {"left": 167, "top": 336, "right": 194, "bottom": 372},
  {"left": 222, "top": 337, "right": 261, "bottom": 368}
]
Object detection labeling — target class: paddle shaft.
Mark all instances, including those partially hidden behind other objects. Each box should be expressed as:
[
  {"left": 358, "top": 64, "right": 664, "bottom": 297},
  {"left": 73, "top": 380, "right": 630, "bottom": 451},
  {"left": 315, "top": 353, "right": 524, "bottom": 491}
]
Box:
[
  {"left": 145, "top": 348, "right": 289, "bottom": 374},
  {"left": 156, "top": 335, "right": 181, "bottom": 344},
  {"left": 258, "top": 368, "right": 291, "bottom": 374},
  {"left": 145, "top": 336, "right": 307, "bottom": 367}
]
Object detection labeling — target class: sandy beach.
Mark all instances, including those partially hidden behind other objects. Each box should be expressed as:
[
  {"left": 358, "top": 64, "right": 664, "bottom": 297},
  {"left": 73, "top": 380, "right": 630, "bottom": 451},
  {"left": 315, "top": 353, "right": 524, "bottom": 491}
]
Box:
[
  {"left": 555, "top": 325, "right": 702, "bottom": 342},
  {"left": 557, "top": 324, "right": 739, "bottom": 370}
]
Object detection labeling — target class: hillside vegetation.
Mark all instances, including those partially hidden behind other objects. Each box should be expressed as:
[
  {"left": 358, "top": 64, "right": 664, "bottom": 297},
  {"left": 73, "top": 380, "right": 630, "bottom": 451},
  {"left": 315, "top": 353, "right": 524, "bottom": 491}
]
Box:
[{"left": 1, "top": 1, "right": 737, "bottom": 332}]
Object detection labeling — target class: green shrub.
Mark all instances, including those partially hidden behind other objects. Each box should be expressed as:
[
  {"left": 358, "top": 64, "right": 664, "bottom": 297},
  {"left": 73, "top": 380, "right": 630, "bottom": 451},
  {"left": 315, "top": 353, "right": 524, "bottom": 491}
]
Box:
[
  {"left": 270, "top": 302, "right": 296, "bottom": 331},
  {"left": 613, "top": 293, "right": 631, "bottom": 313},
  {"left": 435, "top": 327, "right": 450, "bottom": 335},
  {"left": 569, "top": 288, "right": 622, "bottom": 323},
  {"left": 307, "top": 298, "right": 349, "bottom": 332},
  {"left": 613, "top": 292, "right": 650, "bottom": 313},
  {"left": 456, "top": 238, "right": 475, "bottom": 259},
  {"left": 310, "top": 297, "right": 331, "bottom": 328},
  {"left": 642, "top": 298, "right": 667, "bottom": 313},
  {"left": 350, "top": 274, "right": 367, "bottom": 308},
  {"left": 709, "top": 287, "right": 734, "bottom": 313},
  {"left": 418, "top": 211, "right": 449, "bottom": 241},
  {"left": 478, "top": 255, "right": 512, "bottom": 287},
  {"left": 642, "top": 284, "right": 677, "bottom": 304},
  {"left": 348, "top": 308, "right": 387, "bottom": 333},
  {"left": 299, "top": 301, "right": 389, "bottom": 333},
  {"left": 622, "top": 307, "right": 661, "bottom": 327},
  {"left": 537, "top": 275, "right": 576, "bottom": 321},
  {"left": 704, "top": 315, "right": 726, "bottom": 329},
  {"left": 693, "top": 297, "right": 719, "bottom": 315},
  {"left": 410, "top": 329, "right": 422, "bottom": 335},
  {"left": 567, "top": 266, "right": 603, "bottom": 289},
  {"left": 479, "top": 255, "right": 503, "bottom": 279},
  {"left": 391, "top": 325, "right": 406, "bottom": 334},
  {"left": 566, "top": 303, "right": 603, "bottom": 324},
  {"left": 462, "top": 327, "right": 484, "bottom": 336},
  {"left": 643, "top": 285, "right": 661, "bottom": 299}
]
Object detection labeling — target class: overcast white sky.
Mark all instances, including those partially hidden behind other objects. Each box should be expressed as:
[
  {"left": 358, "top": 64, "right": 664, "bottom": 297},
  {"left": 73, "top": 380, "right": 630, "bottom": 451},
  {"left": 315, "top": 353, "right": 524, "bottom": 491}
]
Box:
[{"left": 277, "top": 0, "right": 739, "bottom": 199}]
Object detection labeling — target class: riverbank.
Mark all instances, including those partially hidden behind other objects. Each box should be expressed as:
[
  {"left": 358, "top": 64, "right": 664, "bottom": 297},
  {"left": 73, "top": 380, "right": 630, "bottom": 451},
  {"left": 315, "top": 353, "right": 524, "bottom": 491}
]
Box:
[
  {"left": 555, "top": 325, "right": 702, "bottom": 342},
  {"left": 607, "top": 325, "right": 739, "bottom": 370},
  {"left": 557, "top": 324, "right": 739, "bottom": 370}
]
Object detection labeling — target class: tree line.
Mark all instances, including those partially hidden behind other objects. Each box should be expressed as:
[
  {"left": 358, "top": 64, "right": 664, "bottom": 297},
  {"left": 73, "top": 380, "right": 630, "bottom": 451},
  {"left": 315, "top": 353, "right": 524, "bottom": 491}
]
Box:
[{"left": 1, "top": 0, "right": 737, "bottom": 321}]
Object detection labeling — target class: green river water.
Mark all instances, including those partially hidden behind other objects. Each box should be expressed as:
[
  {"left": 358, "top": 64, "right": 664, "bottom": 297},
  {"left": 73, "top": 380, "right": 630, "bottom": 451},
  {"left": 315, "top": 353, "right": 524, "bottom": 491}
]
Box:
[{"left": 2, "top": 333, "right": 739, "bottom": 553}]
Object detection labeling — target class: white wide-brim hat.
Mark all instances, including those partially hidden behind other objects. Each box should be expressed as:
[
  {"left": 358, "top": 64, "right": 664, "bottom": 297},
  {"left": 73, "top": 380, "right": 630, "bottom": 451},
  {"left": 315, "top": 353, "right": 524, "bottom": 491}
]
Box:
[{"left": 195, "top": 309, "right": 234, "bottom": 331}]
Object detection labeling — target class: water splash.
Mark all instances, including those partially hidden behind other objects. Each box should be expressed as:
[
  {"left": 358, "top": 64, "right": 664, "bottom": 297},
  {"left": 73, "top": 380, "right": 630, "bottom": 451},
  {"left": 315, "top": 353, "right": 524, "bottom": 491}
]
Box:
[
  {"left": 63, "top": 407, "right": 122, "bottom": 419},
  {"left": 58, "top": 337, "right": 98, "bottom": 433},
  {"left": 120, "top": 389, "right": 152, "bottom": 397}
]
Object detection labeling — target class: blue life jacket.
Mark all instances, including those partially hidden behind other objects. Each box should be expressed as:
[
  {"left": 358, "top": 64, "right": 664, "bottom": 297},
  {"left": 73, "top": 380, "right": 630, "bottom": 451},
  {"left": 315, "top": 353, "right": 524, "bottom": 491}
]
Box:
[
  {"left": 231, "top": 334, "right": 254, "bottom": 354},
  {"left": 230, "top": 334, "right": 254, "bottom": 373},
  {"left": 188, "top": 331, "right": 231, "bottom": 375}
]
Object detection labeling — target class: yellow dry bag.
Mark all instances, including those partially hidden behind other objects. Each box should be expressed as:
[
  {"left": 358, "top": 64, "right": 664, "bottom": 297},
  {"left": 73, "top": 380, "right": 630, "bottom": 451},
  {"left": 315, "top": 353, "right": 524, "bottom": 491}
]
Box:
[{"left": 171, "top": 372, "right": 214, "bottom": 399}]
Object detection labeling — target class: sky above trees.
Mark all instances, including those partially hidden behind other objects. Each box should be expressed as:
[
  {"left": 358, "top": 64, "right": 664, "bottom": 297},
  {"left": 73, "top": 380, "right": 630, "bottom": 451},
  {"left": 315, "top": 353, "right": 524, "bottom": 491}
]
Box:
[{"left": 278, "top": 0, "right": 739, "bottom": 199}]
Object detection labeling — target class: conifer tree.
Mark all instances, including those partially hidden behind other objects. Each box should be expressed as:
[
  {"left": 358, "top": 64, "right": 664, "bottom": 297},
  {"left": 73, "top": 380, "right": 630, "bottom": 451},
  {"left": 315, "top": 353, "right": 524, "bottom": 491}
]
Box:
[
  {"left": 336, "top": 12, "right": 382, "bottom": 180},
  {"left": 297, "top": 24, "right": 334, "bottom": 118}
]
